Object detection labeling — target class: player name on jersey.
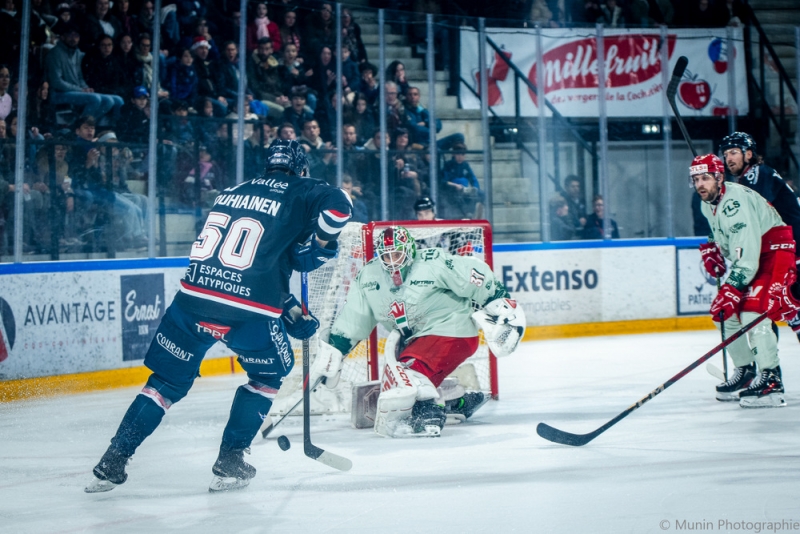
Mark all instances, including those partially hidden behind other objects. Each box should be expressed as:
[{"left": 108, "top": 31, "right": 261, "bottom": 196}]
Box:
[{"left": 213, "top": 194, "right": 282, "bottom": 216}]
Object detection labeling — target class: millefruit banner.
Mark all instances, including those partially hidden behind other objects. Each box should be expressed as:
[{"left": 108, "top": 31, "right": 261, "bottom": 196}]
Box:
[{"left": 459, "top": 28, "right": 747, "bottom": 118}]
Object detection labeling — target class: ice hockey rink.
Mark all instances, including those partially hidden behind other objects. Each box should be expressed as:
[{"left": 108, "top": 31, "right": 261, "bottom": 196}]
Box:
[{"left": 2, "top": 328, "right": 799, "bottom": 534}]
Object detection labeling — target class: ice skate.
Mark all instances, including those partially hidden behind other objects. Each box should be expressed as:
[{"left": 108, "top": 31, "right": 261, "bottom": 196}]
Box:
[
  {"left": 209, "top": 447, "right": 256, "bottom": 492},
  {"left": 715, "top": 363, "right": 756, "bottom": 401},
  {"left": 445, "top": 391, "right": 488, "bottom": 424},
  {"left": 85, "top": 447, "right": 130, "bottom": 493},
  {"left": 409, "top": 399, "right": 446, "bottom": 437},
  {"left": 739, "top": 367, "right": 786, "bottom": 408}
]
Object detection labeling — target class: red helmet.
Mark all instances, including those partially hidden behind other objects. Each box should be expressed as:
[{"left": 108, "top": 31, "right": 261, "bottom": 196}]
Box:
[{"left": 690, "top": 154, "right": 725, "bottom": 176}]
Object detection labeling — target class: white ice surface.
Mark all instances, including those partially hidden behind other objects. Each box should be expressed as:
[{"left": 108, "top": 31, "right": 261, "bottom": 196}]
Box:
[{"left": 2, "top": 329, "right": 800, "bottom": 534}]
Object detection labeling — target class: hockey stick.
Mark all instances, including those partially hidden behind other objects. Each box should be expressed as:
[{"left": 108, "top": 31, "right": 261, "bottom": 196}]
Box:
[
  {"left": 261, "top": 377, "right": 324, "bottom": 439},
  {"left": 706, "top": 362, "right": 726, "bottom": 381},
  {"left": 536, "top": 311, "right": 768, "bottom": 446},
  {"left": 666, "top": 55, "right": 697, "bottom": 158},
  {"left": 715, "top": 274, "right": 729, "bottom": 381},
  {"left": 300, "top": 272, "right": 353, "bottom": 471}
]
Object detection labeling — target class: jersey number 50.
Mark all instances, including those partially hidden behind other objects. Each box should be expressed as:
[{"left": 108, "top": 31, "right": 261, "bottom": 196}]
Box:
[{"left": 190, "top": 212, "right": 264, "bottom": 270}]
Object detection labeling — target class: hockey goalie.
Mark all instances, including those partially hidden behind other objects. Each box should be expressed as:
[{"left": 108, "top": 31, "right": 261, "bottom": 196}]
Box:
[{"left": 311, "top": 226, "right": 526, "bottom": 437}]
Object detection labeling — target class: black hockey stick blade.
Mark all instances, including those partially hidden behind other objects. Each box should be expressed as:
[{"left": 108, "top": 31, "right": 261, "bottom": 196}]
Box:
[
  {"left": 666, "top": 55, "right": 688, "bottom": 102},
  {"left": 536, "top": 311, "right": 768, "bottom": 446}
]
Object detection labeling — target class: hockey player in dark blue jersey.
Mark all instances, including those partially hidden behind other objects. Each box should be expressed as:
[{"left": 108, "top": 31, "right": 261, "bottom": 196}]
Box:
[
  {"left": 85, "top": 140, "right": 352, "bottom": 493},
  {"left": 720, "top": 131, "right": 800, "bottom": 341}
]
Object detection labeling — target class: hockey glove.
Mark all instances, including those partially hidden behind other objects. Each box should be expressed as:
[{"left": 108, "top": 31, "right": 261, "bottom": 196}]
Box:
[
  {"left": 471, "top": 298, "right": 526, "bottom": 357},
  {"left": 767, "top": 270, "right": 800, "bottom": 323},
  {"left": 699, "top": 242, "right": 726, "bottom": 277},
  {"left": 281, "top": 295, "right": 320, "bottom": 340},
  {"left": 310, "top": 330, "right": 345, "bottom": 389},
  {"left": 709, "top": 284, "right": 743, "bottom": 322},
  {"left": 288, "top": 234, "right": 338, "bottom": 273}
]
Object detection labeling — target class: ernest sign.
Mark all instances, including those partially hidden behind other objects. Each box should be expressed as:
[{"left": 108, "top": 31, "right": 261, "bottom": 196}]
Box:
[{"left": 460, "top": 28, "right": 747, "bottom": 118}]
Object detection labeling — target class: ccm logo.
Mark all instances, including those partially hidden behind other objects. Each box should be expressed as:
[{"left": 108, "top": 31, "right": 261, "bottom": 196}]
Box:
[{"left": 770, "top": 243, "right": 796, "bottom": 250}]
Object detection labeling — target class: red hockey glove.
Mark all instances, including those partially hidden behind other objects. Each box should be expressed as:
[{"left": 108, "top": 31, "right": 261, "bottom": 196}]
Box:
[
  {"left": 710, "top": 284, "right": 743, "bottom": 322},
  {"left": 699, "top": 242, "right": 726, "bottom": 277},
  {"left": 767, "top": 270, "right": 800, "bottom": 323}
]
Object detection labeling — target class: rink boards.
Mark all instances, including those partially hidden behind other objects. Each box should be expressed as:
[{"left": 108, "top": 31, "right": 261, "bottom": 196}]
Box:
[{"left": 0, "top": 237, "right": 715, "bottom": 398}]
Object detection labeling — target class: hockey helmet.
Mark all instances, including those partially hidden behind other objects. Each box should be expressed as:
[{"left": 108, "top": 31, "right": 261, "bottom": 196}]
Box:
[
  {"left": 720, "top": 131, "right": 756, "bottom": 156},
  {"left": 265, "top": 139, "right": 309, "bottom": 176},
  {"left": 689, "top": 153, "right": 725, "bottom": 188},
  {"left": 413, "top": 197, "right": 435, "bottom": 212},
  {"left": 375, "top": 226, "right": 417, "bottom": 283}
]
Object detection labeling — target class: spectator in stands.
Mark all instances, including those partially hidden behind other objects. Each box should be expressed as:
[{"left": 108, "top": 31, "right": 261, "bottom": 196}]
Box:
[
  {"left": 247, "top": 37, "right": 288, "bottom": 120},
  {"left": 404, "top": 85, "right": 465, "bottom": 150},
  {"left": 181, "top": 144, "right": 221, "bottom": 207},
  {"left": 113, "top": 0, "right": 135, "bottom": 37},
  {"left": 361, "top": 128, "right": 389, "bottom": 219},
  {"left": 549, "top": 196, "right": 576, "bottom": 241},
  {"left": 277, "top": 42, "right": 309, "bottom": 102},
  {"left": 351, "top": 92, "right": 375, "bottom": 146},
  {"left": 680, "top": 0, "right": 728, "bottom": 27},
  {"left": 721, "top": 0, "right": 747, "bottom": 26},
  {"left": 175, "top": 0, "right": 207, "bottom": 36},
  {"left": 46, "top": 24, "right": 124, "bottom": 124},
  {"left": 341, "top": 8, "right": 367, "bottom": 64},
  {"left": 305, "top": 45, "right": 340, "bottom": 105},
  {"left": 215, "top": 41, "right": 250, "bottom": 108},
  {"left": 384, "top": 81, "right": 408, "bottom": 133},
  {"left": 82, "top": 35, "right": 126, "bottom": 99},
  {"left": 341, "top": 122, "right": 365, "bottom": 177},
  {"left": 180, "top": 17, "right": 220, "bottom": 62},
  {"left": 117, "top": 34, "right": 139, "bottom": 97},
  {"left": 279, "top": 10, "right": 303, "bottom": 60},
  {"left": 282, "top": 88, "right": 314, "bottom": 137},
  {"left": 562, "top": 174, "right": 587, "bottom": 233},
  {"left": 165, "top": 100, "right": 195, "bottom": 146},
  {"left": 195, "top": 97, "right": 218, "bottom": 147},
  {"left": 134, "top": 33, "right": 169, "bottom": 100},
  {"left": 191, "top": 36, "right": 226, "bottom": 116},
  {"left": 305, "top": 2, "right": 335, "bottom": 58},
  {"left": 386, "top": 61, "right": 410, "bottom": 100},
  {"left": 0, "top": 0, "right": 21, "bottom": 71},
  {"left": 359, "top": 62, "right": 379, "bottom": 107},
  {"left": 298, "top": 118, "right": 334, "bottom": 180},
  {"left": 629, "top": 0, "right": 674, "bottom": 25},
  {"left": 597, "top": 0, "right": 626, "bottom": 26},
  {"left": 572, "top": 0, "right": 603, "bottom": 24},
  {"left": 314, "top": 91, "right": 340, "bottom": 143},
  {"left": 218, "top": 8, "right": 242, "bottom": 45},
  {"left": 82, "top": 0, "right": 122, "bottom": 52},
  {"left": 166, "top": 47, "right": 198, "bottom": 105},
  {"left": 0, "top": 65, "right": 11, "bottom": 121},
  {"left": 28, "top": 81, "right": 53, "bottom": 132},
  {"left": 118, "top": 85, "right": 150, "bottom": 143},
  {"left": 247, "top": 2, "right": 281, "bottom": 53},
  {"left": 342, "top": 174, "right": 369, "bottom": 223},
  {"left": 528, "top": 0, "right": 555, "bottom": 26},
  {"left": 35, "top": 141, "right": 79, "bottom": 249},
  {"left": 132, "top": 1, "right": 156, "bottom": 41},
  {"left": 442, "top": 143, "right": 484, "bottom": 219},
  {"left": 278, "top": 122, "right": 297, "bottom": 140},
  {"left": 391, "top": 127, "right": 425, "bottom": 218},
  {"left": 581, "top": 194, "right": 619, "bottom": 239}
]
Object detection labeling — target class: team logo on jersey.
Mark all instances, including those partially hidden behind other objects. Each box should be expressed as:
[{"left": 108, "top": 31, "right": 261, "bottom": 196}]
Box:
[
  {"left": 470, "top": 268, "right": 486, "bottom": 287},
  {"left": 156, "top": 333, "right": 194, "bottom": 361},
  {"left": 388, "top": 301, "right": 412, "bottom": 337},
  {"left": 721, "top": 199, "right": 740, "bottom": 218},
  {"left": 410, "top": 280, "right": 434, "bottom": 286},
  {"left": 0, "top": 297, "right": 16, "bottom": 363},
  {"left": 197, "top": 322, "right": 231, "bottom": 342},
  {"left": 363, "top": 281, "right": 380, "bottom": 291}
]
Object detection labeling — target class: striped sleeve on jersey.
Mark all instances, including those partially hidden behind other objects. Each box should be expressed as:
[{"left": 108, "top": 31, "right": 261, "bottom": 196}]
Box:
[{"left": 316, "top": 189, "right": 353, "bottom": 241}]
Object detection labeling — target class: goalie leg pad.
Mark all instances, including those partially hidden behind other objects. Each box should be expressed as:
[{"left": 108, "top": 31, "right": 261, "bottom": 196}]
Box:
[{"left": 374, "top": 361, "right": 441, "bottom": 438}]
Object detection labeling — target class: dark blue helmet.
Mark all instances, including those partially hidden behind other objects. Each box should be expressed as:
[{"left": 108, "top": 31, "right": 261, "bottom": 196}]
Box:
[
  {"left": 265, "top": 139, "right": 309, "bottom": 176},
  {"left": 720, "top": 132, "right": 757, "bottom": 156}
]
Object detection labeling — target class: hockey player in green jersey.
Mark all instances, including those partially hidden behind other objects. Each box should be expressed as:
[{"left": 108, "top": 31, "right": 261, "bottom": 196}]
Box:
[
  {"left": 311, "top": 226, "right": 526, "bottom": 437},
  {"left": 692, "top": 154, "right": 798, "bottom": 408}
]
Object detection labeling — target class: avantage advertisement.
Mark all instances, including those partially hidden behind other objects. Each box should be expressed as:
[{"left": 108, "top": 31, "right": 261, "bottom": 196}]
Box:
[{"left": 460, "top": 27, "right": 747, "bottom": 118}]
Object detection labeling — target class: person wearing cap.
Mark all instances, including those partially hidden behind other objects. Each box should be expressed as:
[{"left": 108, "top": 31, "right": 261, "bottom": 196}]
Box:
[
  {"left": 118, "top": 85, "right": 150, "bottom": 143},
  {"left": 720, "top": 131, "right": 800, "bottom": 343},
  {"left": 190, "top": 35, "right": 227, "bottom": 117},
  {"left": 45, "top": 23, "right": 123, "bottom": 123},
  {"left": 691, "top": 153, "right": 796, "bottom": 408},
  {"left": 442, "top": 143, "right": 484, "bottom": 219}
]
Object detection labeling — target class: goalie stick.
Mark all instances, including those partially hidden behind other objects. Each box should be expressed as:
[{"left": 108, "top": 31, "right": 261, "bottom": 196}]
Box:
[
  {"left": 300, "top": 272, "right": 353, "bottom": 471},
  {"left": 536, "top": 311, "right": 768, "bottom": 446}
]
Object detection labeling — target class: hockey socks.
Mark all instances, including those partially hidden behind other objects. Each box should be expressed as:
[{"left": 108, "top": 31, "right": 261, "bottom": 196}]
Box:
[{"left": 221, "top": 381, "right": 277, "bottom": 450}]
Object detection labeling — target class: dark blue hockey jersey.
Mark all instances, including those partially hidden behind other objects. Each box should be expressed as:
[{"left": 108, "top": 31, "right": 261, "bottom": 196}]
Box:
[
  {"left": 175, "top": 171, "right": 352, "bottom": 321},
  {"left": 736, "top": 163, "right": 800, "bottom": 252}
]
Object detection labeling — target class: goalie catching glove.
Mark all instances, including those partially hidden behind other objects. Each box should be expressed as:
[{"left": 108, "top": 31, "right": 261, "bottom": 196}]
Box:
[
  {"left": 280, "top": 295, "right": 319, "bottom": 340},
  {"left": 471, "top": 298, "right": 526, "bottom": 357}
]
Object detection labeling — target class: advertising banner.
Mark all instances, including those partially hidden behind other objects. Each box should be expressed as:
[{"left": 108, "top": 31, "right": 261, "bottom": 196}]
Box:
[
  {"left": 676, "top": 247, "right": 723, "bottom": 315},
  {"left": 460, "top": 27, "right": 747, "bottom": 118},
  {"left": 494, "top": 245, "right": 676, "bottom": 326}
]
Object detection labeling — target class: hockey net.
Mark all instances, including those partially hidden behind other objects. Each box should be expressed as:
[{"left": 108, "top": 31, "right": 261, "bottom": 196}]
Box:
[{"left": 270, "top": 219, "right": 496, "bottom": 416}]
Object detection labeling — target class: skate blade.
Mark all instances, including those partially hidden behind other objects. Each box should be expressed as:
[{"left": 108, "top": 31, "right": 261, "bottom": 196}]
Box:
[
  {"left": 715, "top": 392, "right": 742, "bottom": 402},
  {"left": 739, "top": 394, "right": 787, "bottom": 409},
  {"left": 376, "top": 421, "right": 441, "bottom": 438},
  {"left": 84, "top": 476, "right": 118, "bottom": 493},
  {"left": 445, "top": 414, "right": 465, "bottom": 425},
  {"left": 208, "top": 475, "right": 252, "bottom": 493}
]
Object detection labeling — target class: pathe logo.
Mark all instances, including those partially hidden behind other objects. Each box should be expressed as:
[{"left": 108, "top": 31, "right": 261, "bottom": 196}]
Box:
[{"left": 0, "top": 297, "right": 15, "bottom": 363}]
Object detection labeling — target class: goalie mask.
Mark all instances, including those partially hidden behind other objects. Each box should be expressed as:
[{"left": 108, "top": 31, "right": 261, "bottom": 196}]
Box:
[{"left": 375, "top": 226, "right": 416, "bottom": 286}]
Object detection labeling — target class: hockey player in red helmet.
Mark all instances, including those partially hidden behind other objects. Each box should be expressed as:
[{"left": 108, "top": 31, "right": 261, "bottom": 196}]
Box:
[{"left": 691, "top": 153, "right": 798, "bottom": 407}]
